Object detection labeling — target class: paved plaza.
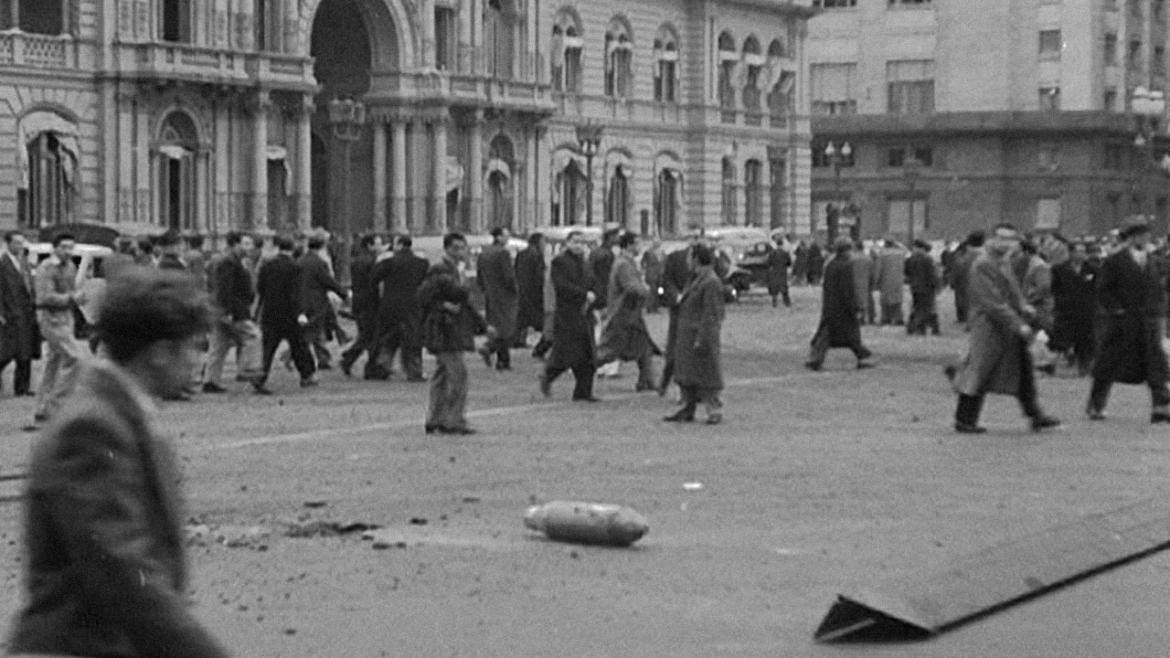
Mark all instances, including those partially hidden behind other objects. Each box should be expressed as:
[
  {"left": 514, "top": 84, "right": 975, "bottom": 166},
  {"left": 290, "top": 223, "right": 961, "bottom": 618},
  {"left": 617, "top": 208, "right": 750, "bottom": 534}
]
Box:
[{"left": 1, "top": 286, "right": 1169, "bottom": 657}]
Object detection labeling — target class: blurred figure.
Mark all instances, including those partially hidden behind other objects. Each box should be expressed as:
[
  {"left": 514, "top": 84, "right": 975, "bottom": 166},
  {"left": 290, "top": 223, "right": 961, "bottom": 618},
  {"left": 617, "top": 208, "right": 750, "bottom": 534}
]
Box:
[
  {"left": 596, "top": 232, "right": 659, "bottom": 391},
  {"left": 515, "top": 232, "right": 548, "bottom": 356},
  {"left": 299, "top": 233, "right": 347, "bottom": 370},
  {"left": 203, "top": 231, "right": 263, "bottom": 394},
  {"left": 905, "top": 239, "right": 941, "bottom": 336},
  {"left": 805, "top": 237, "right": 874, "bottom": 371},
  {"left": 370, "top": 235, "right": 429, "bottom": 381},
  {"left": 765, "top": 236, "right": 792, "bottom": 308},
  {"left": 7, "top": 267, "right": 230, "bottom": 657},
  {"left": 540, "top": 230, "right": 599, "bottom": 402},
  {"left": 340, "top": 233, "right": 385, "bottom": 376},
  {"left": 641, "top": 238, "right": 664, "bottom": 314},
  {"left": 664, "top": 243, "right": 726, "bottom": 425},
  {"left": 1050, "top": 240, "right": 1098, "bottom": 375},
  {"left": 476, "top": 226, "right": 519, "bottom": 371},
  {"left": 806, "top": 240, "right": 824, "bottom": 285},
  {"left": 0, "top": 231, "right": 38, "bottom": 397},
  {"left": 873, "top": 237, "right": 907, "bottom": 325},
  {"left": 590, "top": 228, "right": 621, "bottom": 378}
]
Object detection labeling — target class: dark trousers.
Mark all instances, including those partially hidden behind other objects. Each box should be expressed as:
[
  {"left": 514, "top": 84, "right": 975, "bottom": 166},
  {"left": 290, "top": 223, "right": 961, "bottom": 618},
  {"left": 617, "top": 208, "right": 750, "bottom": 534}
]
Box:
[
  {"left": 806, "top": 326, "right": 872, "bottom": 366},
  {"left": 955, "top": 341, "right": 1042, "bottom": 425},
  {"left": 260, "top": 324, "right": 315, "bottom": 384},
  {"left": 384, "top": 321, "right": 424, "bottom": 380},
  {"left": 1088, "top": 377, "right": 1170, "bottom": 413},
  {"left": 340, "top": 309, "right": 377, "bottom": 371},
  {"left": 0, "top": 358, "right": 31, "bottom": 394},
  {"left": 907, "top": 292, "right": 940, "bottom": 335},
  {"left": 484, "top": 335, "right": 511, "bottom": 368},
  {"left": 428, "top": 351, "right": 468, "bottom": 429},
  {"left": 545, "top": 361, "right": 596, "bottom": 399}
]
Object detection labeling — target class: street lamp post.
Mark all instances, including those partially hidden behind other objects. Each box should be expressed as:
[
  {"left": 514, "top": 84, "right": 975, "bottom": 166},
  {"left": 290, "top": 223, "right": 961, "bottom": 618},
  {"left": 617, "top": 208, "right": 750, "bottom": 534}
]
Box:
[
  {"left": 328, "top": 97, "right": 366, "bottom": 287},
  {"left": 824, "top": 141, "right": 852, "bottom": 241},
  {"left": 902, "top": 153, "right": 922, "bottom": 245},
  {"left": 1132, "top": 86, "right": 1166, "bottom": 223},
  {"left": 576, "top": 122, "right": 604, "bottom": 226}
]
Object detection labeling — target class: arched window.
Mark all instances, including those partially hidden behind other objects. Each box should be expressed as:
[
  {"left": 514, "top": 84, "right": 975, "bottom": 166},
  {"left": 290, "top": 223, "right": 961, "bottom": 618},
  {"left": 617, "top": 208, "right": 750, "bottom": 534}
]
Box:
[
  {"left": 157, "top": 112, "right": 199, "bottom": 232},
  {"left": 655, "top": 165, "right": 682, "bottom": 236},
  {"left": 767, "top": 39, "right": 793, "bottom": 123},
  {"left": 653, "top": 25, "right": 680, "bottom": 103},
  {"left": 605, "top": 156, "right": 631, "bottom": 227},
  {"left": 487, "top": 135, "right": 514, "bottom": 229},
  {"left": 0, "top": 0, "right": 65, "bottom": 34},
  {"left": 553, "top": 150, "right": 587, "bottom": 227},
  {"left": 551, "top": 10, "right": 583, "bottom": 93},
  {"left": 717, "top": 31, "right": 738, "bottom": 121},
  {"left": 744, "top": 159, "right": 762, "bottom": 227},
  {"left": 721, "top": 157, "right": 737, "bottom": 225},
  {"left": 18, "top": 111, "right": 78, "bottom": 228},
  {"left": 604, "top": 17, "right": 633, "bottom": 98},
  {"left": 742, "top": 37, "right": 763, "bottom": 125},
  {"left": 485, "top": 0, "right": 514, "bottom": 80}
]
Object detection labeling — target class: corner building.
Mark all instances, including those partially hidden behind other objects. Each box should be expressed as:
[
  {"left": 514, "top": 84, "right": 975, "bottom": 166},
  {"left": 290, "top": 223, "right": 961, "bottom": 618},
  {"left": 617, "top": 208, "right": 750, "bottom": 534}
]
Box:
[
  {"left": 809, "top": 0, "right": 1170, "bottom": 241},
  {"left": 0, "top": 0, "right": 815, "bottom": 240}
]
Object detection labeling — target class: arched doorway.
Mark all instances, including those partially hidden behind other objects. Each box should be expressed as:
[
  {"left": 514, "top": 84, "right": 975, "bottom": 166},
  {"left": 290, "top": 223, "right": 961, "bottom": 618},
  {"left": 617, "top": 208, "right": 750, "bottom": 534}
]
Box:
[{"left": 157, "top": 111, "right": 200, "bottom": 232}]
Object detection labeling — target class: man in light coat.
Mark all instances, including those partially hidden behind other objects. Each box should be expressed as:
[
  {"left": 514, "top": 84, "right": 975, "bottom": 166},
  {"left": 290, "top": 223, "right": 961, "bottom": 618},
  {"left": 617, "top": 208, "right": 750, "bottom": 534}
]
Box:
[
  {"left": 30, "top": 233, "right": 89, "bottom": 428},
  {"left": 950, "top": 223, "right": 1060, "bottom": 433},
  {"left": 873, "top": 238, "right": 907, "bottom": 325},
  {"left": 596, "top": 232, "right": 659, "bottom": 391}
]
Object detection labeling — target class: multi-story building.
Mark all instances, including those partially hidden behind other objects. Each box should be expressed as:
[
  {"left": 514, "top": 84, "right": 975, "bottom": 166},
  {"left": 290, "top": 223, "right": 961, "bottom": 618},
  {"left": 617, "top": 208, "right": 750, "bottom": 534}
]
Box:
[
  {"left": 2, "top": 0, "right": 815, "bottom": 244},
  {"left": 808, "top": 0, "right": 1169, "bottom": 241}
]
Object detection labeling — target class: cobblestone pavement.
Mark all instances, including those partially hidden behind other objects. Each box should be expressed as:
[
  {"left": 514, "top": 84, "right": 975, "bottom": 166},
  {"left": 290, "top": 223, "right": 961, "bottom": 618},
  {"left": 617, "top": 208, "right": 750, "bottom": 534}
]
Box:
[{"left": 1, "top": 286, "right": 1168, "bottom": 657}]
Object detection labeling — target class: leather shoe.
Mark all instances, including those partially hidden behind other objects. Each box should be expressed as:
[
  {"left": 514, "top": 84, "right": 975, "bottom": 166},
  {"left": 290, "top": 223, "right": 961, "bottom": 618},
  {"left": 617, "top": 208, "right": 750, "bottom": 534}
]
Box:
[
  {"left": 572, "top": 396, "right": 601, "bottom": 403},
  {"left": 253, "top": 384, "right": 274, "bottom": 396},
  {"left": 300, "top": 377, "right": 319, "bottom": 388},
  {"left": 664, "top": 409, "right": 695, "bottom": 423},
  {"left": 438, "top": 426, "right": 477, "bottom": 435},
  {"left": 425, "top": 424, "right": 439, "bottom": 435},
  {"left": 340, "top": 361, "right": 353, "bottom": 377},
  {"left": 202, "top": 383, "right": 227, "bottom": 394},
  {"left": 954, "top": 422, "right": 987, "bottom": 434},
  {"left": 406, "top": 376, "right": 428, "bottom": 383},
  {"left": 478, "top": 347, "right": 493, "bottom": 368},
  {"left": 1151, "top": 413, "right": 1170, "bottom": 424},
  {"left": 705, "top": 413, "right": 723, "bottom": 425},
  {"left": 1086, "top": 406, "right": 1106, "bottom": 421},
  {"left": 1030, "top": 415, "right": 1062, "bottom": 432}
]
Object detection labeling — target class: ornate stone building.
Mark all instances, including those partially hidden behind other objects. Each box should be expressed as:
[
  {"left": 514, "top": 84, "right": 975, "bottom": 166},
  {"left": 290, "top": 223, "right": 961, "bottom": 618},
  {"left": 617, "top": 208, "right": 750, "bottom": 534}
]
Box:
[{"left": 0, "top": 0, "right": 815, "bottom": 240}]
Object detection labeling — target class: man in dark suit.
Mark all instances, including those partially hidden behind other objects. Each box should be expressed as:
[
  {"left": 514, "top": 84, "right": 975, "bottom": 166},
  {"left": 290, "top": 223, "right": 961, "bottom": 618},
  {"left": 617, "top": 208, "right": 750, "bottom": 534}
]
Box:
[
  {"left": 904, "top": 239, "right": 941, "bottom": 335},
  {"left": 203, "top": 231, "right": 263, "bottom": 393},
  {"left": 0, "top": 231, "right": 37, "bottom": 396},
  {"left": 255, "top": 235, "right": 317, "bottom": 393},
  {"left": 7, "top": 267, "right": 230, "bottom": 657},
  {"left": 1087, "top": 217, "right": 1170, "bottom": 423},
  {"left": 540, "top": 230, "right": 599, "bottom": 401},
  {"left": 370, "top": 235, "right": 430, "bottom": 381},
  {"left": 515, "top": 232, "right": 547, "bottom": 356},
  {"left": 1051, "top": 240, "right": 1098, "bottom": 375},
  {"left": 476, "top": 226, "right": 519, "bottom": 370},
  {"left": 418, "top": 233, "right": 488, "bottom": 434},
  {"left": 340, "top": 234, "right": 385, "bottom": 376},
  {"left": 657, "top": 236, "right": 698, "bottom": 395},
  {"left": 299, "top": 233, "right": 347, "bottom": 370}
]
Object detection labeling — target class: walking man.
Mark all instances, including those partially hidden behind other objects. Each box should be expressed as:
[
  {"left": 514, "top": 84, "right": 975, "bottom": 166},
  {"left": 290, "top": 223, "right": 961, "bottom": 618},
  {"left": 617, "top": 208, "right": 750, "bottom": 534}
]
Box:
[
  {"left": 340, "top": 234, "right": 385, "bottom": 376},
  {"left": 766, "top": 237, "right": 792, "bottom": 308},
  {"left": 1086, "top": 217, "right": 1170, "bottom": 422},
  {"left": 657, "top": 236, "right": 699, "bottom": 395},
  {"left": 7, "top": 267, "right": 230, "bottom": 657},
  {"left": 664, "top": 244, "right": 726, "bottom": 424},
  {"left": 0, "top": 231, "right": 38, "bottom": 397},
  {"left": 540, "top": 230, "right": 599, "bottom": 402},
  {"left": 951, "top": 223, "right": 1060, "bottom": 433},
  {"left": 299, "top": 233, "right": 347, "bottom": 370},
  {"left": 905, "top": 239, "right": 941, "bottom": 335},
  {"left": 1050, "top": 240, "right": 1097, "bottom": 375},
  {"left": 371, "top": 235, "right": 429, "bottom": 381},
  {"left": 419, "top": 233, "right": 488, "bottom": 435},
  {"left": 203, "top": 231, "right": 263, "bottom": 393},
  {"left": 805, "top": 238, "right": 874, "bottom": 371},
  {"left": 476, "top": 226, "right": 519, "bottom": 370},
  {"left": 515, "top": 232, "right": 548, "bottom": 357},
  {"left": 255, "top": 235, "right": 318, "bottom": 394},
  {"left": 596, "top": 231, "right": 659, "bottom": 391},
  {"left": 30, "top": 233, "right": 89, "bottom": 428},
  {"left": 873, "top": 237, "right": 907, "bottom": 325}
]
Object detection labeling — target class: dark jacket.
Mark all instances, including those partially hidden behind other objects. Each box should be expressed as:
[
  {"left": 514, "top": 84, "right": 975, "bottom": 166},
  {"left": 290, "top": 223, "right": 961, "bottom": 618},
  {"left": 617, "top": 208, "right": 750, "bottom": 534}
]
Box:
[
  {"left": 257, "top": 253, "right": 304, "bottom": 329},
  {"left": 157, "top": 253, "right": 186, "bottom": 272},
  {"left": 1051, "top": 260, "right": 1097, "bottom": 325},
  {"left": 660, "top": 247, "right": 693, "bottom": 309},
  {"left": 1092, "top": 248, "right": 1170, "bottom": 385},
  {"left": 514, "top": 245, "right": 546, "bottom": 331},
  {"left": 904, "top": 251, "right": 939, "bottom": 295},
  {"left": 371, "top": 249, "right": 430, "bottom": 328},
  {"left": 765, "top": 247, "right": 791, "bottom": 296},
  {"left": 587, "top": 245, "right": 615, "bottom": 309},
  {"left": 299, "top": 250, "right": 345, "bottom": 329},
  {"left": 813, "top": 254, "right": 862, "bottom": 348},
  {"left": 418, "top": 257, "right": 485, "bottom": 354},
  {"left": 350, "top": 252, "right": 378, "bottom": 321},
  {"left": 7, "top": 361, "right": 229, "bottom": 657},
  {"left": 0, "top": 252, "right": 39, "bottom": 362},
  {"left": 476, "top": 243, "right": 519, "bottom": 341},
  {"left": 548, "top": 249, "right": 595, "bottom": 369},
  {"left": 213, "top": 253, "right": 254, "bottom": 322},
  {"left": 673, "top": 266, "right": 725, "bottom": 390}
]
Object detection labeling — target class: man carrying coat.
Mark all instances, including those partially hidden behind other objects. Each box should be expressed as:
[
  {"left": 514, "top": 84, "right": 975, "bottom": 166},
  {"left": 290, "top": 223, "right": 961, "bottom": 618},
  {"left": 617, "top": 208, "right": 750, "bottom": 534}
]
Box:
[
  {"left": 951, "top": 223, "right": 1060, "bottom": 434},
  {"left": 0, "top": 231, "right": 38, "bottom": 397},
  {"left": 476, "top": 226, "right": 519, "bottom": 371},
  {"left": 540, "top": 230, "right": 599, "bottom": 402},
  {"left": 1086, "top": 216, "right": 1170, "bottom": 422}
]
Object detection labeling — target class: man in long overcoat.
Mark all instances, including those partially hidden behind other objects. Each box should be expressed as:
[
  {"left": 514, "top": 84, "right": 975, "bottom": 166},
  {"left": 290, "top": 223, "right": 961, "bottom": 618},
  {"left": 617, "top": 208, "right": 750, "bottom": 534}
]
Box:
[
  {"left": 0, "top": 231, "right": 38, "bottom": 396},
  {"left": 1050, "top": 240, "right": 1097, "bottom": 375},
  {"left": 540, "top": 231, "right": 598, "bottom": 401},
  {"left": 370, "top": 235, "right": 430, "bottom": 381},
  {"left": 657, "top": 237, "right": 698, "bottom": 394},
  {"left": 851, "top": 243, "right": 876, "bottom": 325},
  {"left": 806, "top": 241, "right": 824, "bottom": 285},
  {"left": 873, "top": 238, "right": 907, "bottom": 325},
  {"left": 905, "top": 239, "right": 941, "bottom": 335},
  {"left": 765, "top": 238, "right": 792, "bottom": 308},
  {"left": 949, "top": 231, "right": 985, "bottom": 324},
  {"left": 255, "top": 236, "right": 317, "bottom": 393},
  {"left": 596, "top": 232, "right": 659, "bottom": 391},
  {"left": 951, "top": 223, "right": 1060, "bottom": 433},
  {"left": 664, "top": 243, "right": 726, "bottom": 425},
  {"left": 341, "top": 234, "right": 385, "bottom": 376},
  {"left": 1086, "top": 218, "right": 1170, "bottom": 422},
  {"left": 476, "top": 227, "right": 519, "bottom": 370},
  {"left": 805, "top": 238, "right": 874, "bottom": 371},
  {"left": 515, "top": 232, "right": 547, "bottom": 354},
  {"left": 299, "top": 234, "right": 347, "bottom": 370},
  {"left": 642, "top": 239, "right": 665, "bottom": 313}
]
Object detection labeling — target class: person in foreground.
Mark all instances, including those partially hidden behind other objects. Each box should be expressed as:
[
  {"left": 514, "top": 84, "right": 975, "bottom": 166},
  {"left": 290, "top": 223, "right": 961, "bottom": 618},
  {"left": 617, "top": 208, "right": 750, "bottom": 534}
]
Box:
[
  {"left": 664, "top": 244, "right": 726, "bottom": 425},
  {"left": 6, "top": 266, "right": 231, "bottom": 657},
  {"left": 950, "top": 223, "right": 1061, "bottom": 434}
]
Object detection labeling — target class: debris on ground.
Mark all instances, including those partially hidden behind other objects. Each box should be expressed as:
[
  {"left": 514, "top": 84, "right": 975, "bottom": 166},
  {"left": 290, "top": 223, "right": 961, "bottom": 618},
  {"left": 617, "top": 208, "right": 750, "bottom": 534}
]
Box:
[
  {"left": 283, "top": 520, "right": 381, "bottom": 538},
  {"left": 523, "top": 501, "right": 649, "bottom": 547}
]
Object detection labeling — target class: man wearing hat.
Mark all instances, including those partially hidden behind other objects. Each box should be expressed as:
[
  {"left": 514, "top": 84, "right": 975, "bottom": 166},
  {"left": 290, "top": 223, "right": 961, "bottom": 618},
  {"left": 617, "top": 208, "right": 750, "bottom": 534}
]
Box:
[
  {"left": 1086, "top": 215, "right": 1170, "bottom": 422},
  {"left": 804, "top": 237, "right": 875, "bottom": 371}
]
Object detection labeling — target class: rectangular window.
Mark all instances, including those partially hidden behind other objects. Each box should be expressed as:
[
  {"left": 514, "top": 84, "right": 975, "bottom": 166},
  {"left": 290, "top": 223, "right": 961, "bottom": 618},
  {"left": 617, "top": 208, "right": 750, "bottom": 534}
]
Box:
[
  {"left": 255, "top": 0, "right": 283, "bottom": 51},
  {"left": 1104, "top": 87, "right": 1118, "bottom": 110},
  {"left": 812, "top": 140, "right": 830, "bottom": 168},
  {"left": 1039, "top": 143, "right": 1059, "bottom": 170},
  {"left": 1039, "top": 30, "right": 1062, "bottom": 59},
  {"left": 887, "top": 199, "right": 928, "bottom": 237},
  {"left": 888, "top": 146, "right": 932, "bottom": 167},
  {"left": 811, "top": 63, "right": 858, "bottom": 115},
  {"left": 161, "top": 0, "right": 191, "bottom": 43},
  {"left": 813, "top": 0, "right": 857, "bottom": 7},
  {"left": 887, "top": 59, "right": 935, "bottom": 114},
  {"left": 1105, "top": 33, "right": 1118, "bottom": 65},
  {"left": 1039, "top": 86, "right": 1060, "bottom": 111},
  {"left": 435, "top": 7, "right": 457, "bottom": 71}
]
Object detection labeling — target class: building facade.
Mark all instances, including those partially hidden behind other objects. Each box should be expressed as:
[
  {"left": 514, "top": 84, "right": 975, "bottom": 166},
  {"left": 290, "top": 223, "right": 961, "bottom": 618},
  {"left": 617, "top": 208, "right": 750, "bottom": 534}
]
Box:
[
  {"left": 808, "top": 0, "right": 1170, "bottom": 241},
  {"left": 1, "top": 0, "right": 816, "bottom": 243}
]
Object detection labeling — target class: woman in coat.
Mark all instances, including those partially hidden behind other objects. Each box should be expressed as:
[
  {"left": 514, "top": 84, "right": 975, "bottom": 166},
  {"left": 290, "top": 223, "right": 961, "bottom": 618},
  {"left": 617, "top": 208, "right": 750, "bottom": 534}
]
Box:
[{"left": 664, "top": 243, "right": 726, "bottom": 425}]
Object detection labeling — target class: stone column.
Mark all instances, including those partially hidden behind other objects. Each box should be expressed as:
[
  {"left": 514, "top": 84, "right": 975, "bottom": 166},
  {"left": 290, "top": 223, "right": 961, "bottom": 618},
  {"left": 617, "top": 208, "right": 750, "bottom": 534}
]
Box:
[
  {"left": 252, "top": 90, "right": 270, "bottom": 230},
  {"left": 296, "top": 95, "right": 313, "bottom": 231},
  {"left": 115, "top": 90, "right": 134, "bottom": 221},
  {"left": 431, "top": 115, "right": 449, "bottom": 233},
  {"left": 459, "top": 0, "right": 472, "bottom": 73},
  {"left": 134, "top": 98, "right": 150, "bottom": 223},
  {"left": 534, "top": 126, "right": 548, "bottom": 228},
  {"left": 421, "top": 0, "right": 435, "bottom": 68},
  {"left": 468, "top": 110, "right": 483, "bottom": 233},
  {"left": 372, "top": 118, "right": 388, "bottom": 232},
  {"left": 101, "top": 84, "right": 117, "bottom": 223},
  {"left": 391, "top": 120, "right": 408, "bottom": 234},
  {"left": 471, "top": 0, "right": 482, "bottom": 74}
]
